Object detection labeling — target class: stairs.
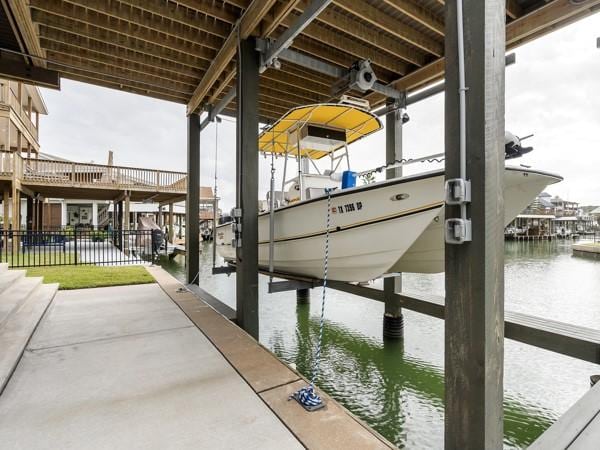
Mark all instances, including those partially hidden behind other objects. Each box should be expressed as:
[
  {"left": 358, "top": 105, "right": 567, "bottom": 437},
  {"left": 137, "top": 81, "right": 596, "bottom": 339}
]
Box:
[
  {"left": 97, "top": 204, "right": 110, "bottom": 228},
  {"left": 0, "top": 262, "right": 58, "bottom": 393}
]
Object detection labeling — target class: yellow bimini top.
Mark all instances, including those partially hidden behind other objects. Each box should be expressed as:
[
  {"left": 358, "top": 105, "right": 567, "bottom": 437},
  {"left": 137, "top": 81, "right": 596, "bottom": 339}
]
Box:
[{"left": 258, "top": 103, "right": 383, "bottom": 160}]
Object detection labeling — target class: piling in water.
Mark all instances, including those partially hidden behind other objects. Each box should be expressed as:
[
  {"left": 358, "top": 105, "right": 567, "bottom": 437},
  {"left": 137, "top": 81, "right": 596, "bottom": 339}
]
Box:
[
  {"left": 383, "top": 313, "right": 404, "bottom": 339},
  {"left": 296, "top": 288, "right": 310, "bottom": 305}
]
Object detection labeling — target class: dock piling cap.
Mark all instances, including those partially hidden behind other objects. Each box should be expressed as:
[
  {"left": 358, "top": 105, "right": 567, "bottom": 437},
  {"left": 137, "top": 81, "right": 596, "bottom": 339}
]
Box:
[{"left": 258, "top": 103, "right": 382, "bottom": 160}]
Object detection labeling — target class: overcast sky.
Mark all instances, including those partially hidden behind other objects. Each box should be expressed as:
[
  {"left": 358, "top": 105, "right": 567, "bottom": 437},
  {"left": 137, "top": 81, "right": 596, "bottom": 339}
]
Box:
[{"left": 39, "top": 13, "right": 600, "bottom": 210}]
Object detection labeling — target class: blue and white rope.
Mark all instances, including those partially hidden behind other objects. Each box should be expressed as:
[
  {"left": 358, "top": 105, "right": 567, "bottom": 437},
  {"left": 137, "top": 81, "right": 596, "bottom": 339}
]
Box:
[{"left": 293, "top": 188, "right": 331, "bottom": 409}]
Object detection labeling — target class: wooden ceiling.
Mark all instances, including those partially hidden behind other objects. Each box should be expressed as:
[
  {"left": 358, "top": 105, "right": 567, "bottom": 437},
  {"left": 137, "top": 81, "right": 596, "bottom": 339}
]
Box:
[{"left": 3, "top": 0, "right": 600, "bottom": 121}]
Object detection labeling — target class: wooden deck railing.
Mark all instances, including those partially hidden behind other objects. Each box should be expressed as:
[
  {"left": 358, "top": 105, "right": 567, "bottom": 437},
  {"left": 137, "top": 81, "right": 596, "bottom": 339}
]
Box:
[
  {"left": 0, "top": 150, "right": 15, "bottom": 176},
  {"left": 2, "top": 87, "right": 39, "bottom": 142},
  {"left": 0, "top": 151, "right": 187, "bottom": 193}
]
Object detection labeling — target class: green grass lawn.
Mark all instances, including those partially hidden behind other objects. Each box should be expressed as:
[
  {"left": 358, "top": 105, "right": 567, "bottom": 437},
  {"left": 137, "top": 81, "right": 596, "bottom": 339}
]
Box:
[{"left": 23, "top": 265, "right": 155, "bottom": 290}]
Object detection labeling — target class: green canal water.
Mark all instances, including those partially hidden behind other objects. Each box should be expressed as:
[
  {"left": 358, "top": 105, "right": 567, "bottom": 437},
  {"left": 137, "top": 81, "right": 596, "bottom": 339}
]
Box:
[{"left": 160, "top": 240, "right": 600, "bottom": 449}]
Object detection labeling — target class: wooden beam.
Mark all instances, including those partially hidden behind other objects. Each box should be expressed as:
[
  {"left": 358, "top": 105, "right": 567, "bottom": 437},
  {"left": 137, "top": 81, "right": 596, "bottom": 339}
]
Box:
[
  {"left": 30, "top": 0, "right": 224, "bottom": 54},
  {"left": 115, "top": 0, "right": 238, "bottom": 30},
  {"left": 205, "top": 28, "right": 399, "bottom": 108},
  {"left": 4, "top": 0, "right": 46, "bottom": 67},
  {"left": 0, "top": 56, "right": 60, "bottom": 89},
  {"left": 46, "top": 51, "right": 193, "bottom": 96},
  {"left": 46, "top": 63, "right": 188, "bottom": 104},
  {"left": 506, "top": 0, "right": 600, "bottom": 46},
  {"left": 280, "top": 60, "right": 336, "bottom": 88},
  {"left": 187, "top": 0, "right": 278, "bottom": 114},
  {"left": 506, "top": 0, "right": 523, "bottom": 20},
  {"left": 207, "top": 67, "right": 236, "bottom": 105},
  {"left": 36, "top": 20, "right": 212, "bottom": 73},
  {"left": 277, "top": 12, "right": 410, "bottom": 75},
  {"left": 49, "top": 0, "right": 229, "bottom": 40},
  {"left": 333, "top": 0, "right": 444, "bottom": 56},
  {"left": 367, "top": 0, "right": 600, "bottom": 107},
  {"left": 221, "top": 105, "right": 283, "bottom": 123},
  {"left": 436, "top": 0, "right": 524, "bottom": 19},
  {"left": 247, "top": 0, "right": 432, "bottom": 66},
  {"left": 41, "top": 39, "right": 199, "bottom": 88},
  {"left": 262, "top": 0, "right": 302, "bottom": 37},
  {"left": 262, "top": 69, "right": 331, "bottom": 97},
  {"left": 381, "top": 0, "right": 444, "bottom": 36},
  {"left": 38, "top": 27, "right": 205, "bottom": 82},
  {"left": 170, "top": 0, "right": 239, "bottom": 24},
  {"left": 213, "top": 79, "right": 324, "bottom": 110},
  {"left": 259, "top": 83, "right": 324, "bottom": 106}
]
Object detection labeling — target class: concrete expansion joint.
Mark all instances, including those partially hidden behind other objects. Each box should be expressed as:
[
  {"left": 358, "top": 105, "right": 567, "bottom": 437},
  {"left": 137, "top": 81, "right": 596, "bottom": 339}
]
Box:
[
  {"left": 256, "top": 378, "right": 303, "bottom": 395},
  {"left": 28, "top": 325, "right": 195, "bottom": 353}
]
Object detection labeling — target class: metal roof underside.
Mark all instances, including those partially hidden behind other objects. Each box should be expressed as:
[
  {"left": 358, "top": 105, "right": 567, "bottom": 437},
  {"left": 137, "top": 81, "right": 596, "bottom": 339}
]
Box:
[{"left": 1, "top": 0, "right": 599, "bottom": 121}]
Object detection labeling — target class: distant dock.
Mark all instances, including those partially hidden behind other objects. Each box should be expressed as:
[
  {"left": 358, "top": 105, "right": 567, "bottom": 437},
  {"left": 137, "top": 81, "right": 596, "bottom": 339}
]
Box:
[
  {"left": 573, "top": 243, "right": 600, "bottom": 260},
  {"left": 505, "top": 234, "right": 556, "bottom": 241}
]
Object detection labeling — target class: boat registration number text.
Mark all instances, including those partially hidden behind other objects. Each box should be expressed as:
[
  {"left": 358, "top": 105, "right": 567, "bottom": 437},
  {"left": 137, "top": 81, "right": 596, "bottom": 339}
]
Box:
[{"left": 332, "top": 201, "right": 363, "bottom": 214}]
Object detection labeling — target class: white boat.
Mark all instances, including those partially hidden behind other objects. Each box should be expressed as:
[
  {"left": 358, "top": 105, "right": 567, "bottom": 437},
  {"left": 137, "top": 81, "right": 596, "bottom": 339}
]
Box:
[
  {"left": 216, "top": 103, "right": 562, "bottom": 282},
  {"left": 389, "top": 167, "right": 562, "bottom": 273}
]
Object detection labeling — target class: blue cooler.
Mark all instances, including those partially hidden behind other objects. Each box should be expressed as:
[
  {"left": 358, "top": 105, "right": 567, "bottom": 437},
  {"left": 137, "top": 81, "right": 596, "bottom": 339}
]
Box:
[{"left": 341, "top": 170, "right": 357, "bottom": 189}]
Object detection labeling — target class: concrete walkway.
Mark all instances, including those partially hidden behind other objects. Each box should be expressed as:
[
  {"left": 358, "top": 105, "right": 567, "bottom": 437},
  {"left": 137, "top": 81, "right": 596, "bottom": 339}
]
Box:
[{"left": 0, "top": 283, "right": 302, "bottom": 450}]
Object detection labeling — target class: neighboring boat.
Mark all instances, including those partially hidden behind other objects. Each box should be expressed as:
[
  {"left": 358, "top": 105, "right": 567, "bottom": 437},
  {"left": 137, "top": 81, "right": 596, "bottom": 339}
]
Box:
[{"left": 216, "top": 103, "right": 562, "bottom": 282}]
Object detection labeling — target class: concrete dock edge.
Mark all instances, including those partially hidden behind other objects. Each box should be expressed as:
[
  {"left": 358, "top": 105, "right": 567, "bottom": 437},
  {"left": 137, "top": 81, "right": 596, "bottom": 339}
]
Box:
[{"left": 146, "top": 265, "right": 396, "bottom": 450}]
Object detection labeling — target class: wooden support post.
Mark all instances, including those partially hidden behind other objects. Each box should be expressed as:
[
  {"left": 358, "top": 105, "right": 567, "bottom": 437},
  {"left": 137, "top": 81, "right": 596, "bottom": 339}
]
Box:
[
  {"left": 168, "top": 203, "right": 174, "bottom": 243},
  {"left": 383, "top": 98, "right": 404, "bottom": 340},
  {"left": 17, "top": 131, "right": 22, "bottom": 155},
  {"left": 26, "top": 196, "right": 33, "bottom": 230},
  {"left": 37, "top": 198, "right": 43, "bottom": 230},
  {"left": 186, "top": 112, "right": 201, "bottom": 284},
  {"left": 117, "top": 200, "right": 123, "bottom": 250},
  {"left": 235, "top": 38, "right": 260, "bottom": 339},
  {"left": 178, "top": 214, "right": 182, "bottom": 239},
  {"left": 6, "top": 109, "right": 11, "bottom": 152},
  {"left": 2, "top": 190, "right": 9, "bottom": 230},
  {"left": 444, "top": 1, "right": 506, "bottom": 449},
  {"left": 11, "top": 187, "right": 20, "bottom": 253},
  {"left": 296, "top": 288, "right": 310, "bottom": 305},
  {"left": 123, "top": 192, "right": 130, "bottom": 254}
]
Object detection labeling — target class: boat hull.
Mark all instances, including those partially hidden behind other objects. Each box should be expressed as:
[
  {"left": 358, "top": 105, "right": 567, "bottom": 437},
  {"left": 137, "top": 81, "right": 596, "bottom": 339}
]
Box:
[
  {"left": 388, "top": 167, "right": 563, "bottom": 273},
  {"left": 217, "top": 167, "right": 562, "bottom": 280},
  {"left": 216, "top": 174, "right": 444, "bottom": 282}
]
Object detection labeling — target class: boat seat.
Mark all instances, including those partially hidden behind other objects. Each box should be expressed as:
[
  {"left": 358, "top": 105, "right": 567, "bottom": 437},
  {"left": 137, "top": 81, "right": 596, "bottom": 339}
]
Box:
[
  {"left": 307, "top": 188, "right": 327, "bottom": 199},
  {"left": 285, "top": 183, "right": 301, "bottom": 202}
]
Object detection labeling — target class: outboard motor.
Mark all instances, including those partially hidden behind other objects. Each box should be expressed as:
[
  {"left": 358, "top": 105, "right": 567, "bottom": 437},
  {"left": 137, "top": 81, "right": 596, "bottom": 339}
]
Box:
[{"left": 505, "top": 131, "right": 533, "bottom": 159}]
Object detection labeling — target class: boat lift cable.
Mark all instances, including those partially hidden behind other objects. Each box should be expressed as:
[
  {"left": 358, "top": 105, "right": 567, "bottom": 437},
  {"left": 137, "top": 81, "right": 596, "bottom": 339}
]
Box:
[
  {"left": 357, "top": 153, "right": 445, "bottom": 178},
  {"left": 291, "top": 189, "right": 331, "bottom": 411},
  {"left": 212, "top": 116, "right": 221, "bottom": 269},
  {"left": 268, "top": 129, "right": 276, "bottom": 278}
]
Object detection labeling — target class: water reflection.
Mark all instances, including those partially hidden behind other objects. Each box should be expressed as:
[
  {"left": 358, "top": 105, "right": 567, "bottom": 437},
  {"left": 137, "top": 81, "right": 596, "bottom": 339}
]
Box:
[
  {"left": 275, "top": 304, "right": 555, "bottom": 448},
  {"left": 160, "top": 240, "right": 600, "bottom": 449}
]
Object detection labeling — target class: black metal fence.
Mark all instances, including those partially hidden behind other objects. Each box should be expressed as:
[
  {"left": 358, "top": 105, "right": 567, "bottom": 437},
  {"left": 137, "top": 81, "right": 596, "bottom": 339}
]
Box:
[{"left": 0, "top": 229, "right": 165, "bottom": 268}]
